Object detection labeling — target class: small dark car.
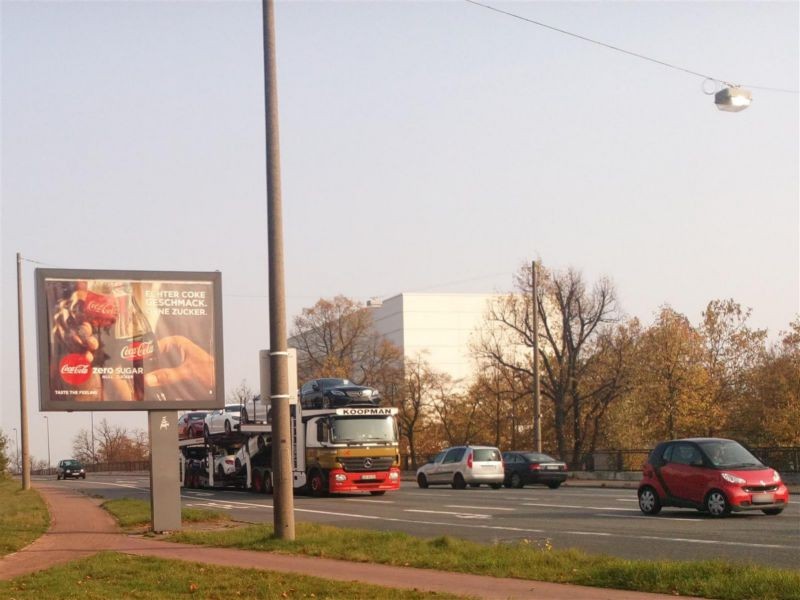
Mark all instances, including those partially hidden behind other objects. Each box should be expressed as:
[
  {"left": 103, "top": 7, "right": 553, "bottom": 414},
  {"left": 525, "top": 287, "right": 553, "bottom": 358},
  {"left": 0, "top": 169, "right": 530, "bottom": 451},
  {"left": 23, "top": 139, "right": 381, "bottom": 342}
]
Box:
[
  {"left": 502, "top": 451, "right": 567, "bottom": 489},
  {"left": 57, "top": 459, "right": 86, "bottom": 480},
  {"left": 299, "top": 378, "right": 380, "bottom": 409}
]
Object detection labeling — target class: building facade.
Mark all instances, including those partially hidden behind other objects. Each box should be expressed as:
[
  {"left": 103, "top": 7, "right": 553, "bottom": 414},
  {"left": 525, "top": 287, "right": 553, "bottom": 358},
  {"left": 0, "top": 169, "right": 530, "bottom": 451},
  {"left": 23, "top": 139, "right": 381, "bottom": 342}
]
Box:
[{"left": 368, "top": 293, "right": 503, "bottom": 387}]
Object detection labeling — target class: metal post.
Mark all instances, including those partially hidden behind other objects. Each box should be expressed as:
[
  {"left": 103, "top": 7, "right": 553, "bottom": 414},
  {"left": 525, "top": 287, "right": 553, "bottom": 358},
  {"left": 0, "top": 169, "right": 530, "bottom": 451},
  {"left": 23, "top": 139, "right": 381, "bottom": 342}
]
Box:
[
  {"left": 263, "top": 0, "right": 295, "bottom": 540},
  {"left": 532, "top": 261, "right": 542, "bottom": 453},
  {"left": 91, "top": 412, "right": 96, "bottom": 463},
  {"left": 13, "top": 428, "right": 19, "bottom": 474},
  {"left": 17, "top": 252, "right": 31, "bottom": 490},
  {"left": 44, "top": 415, "right": 50, "bottom": 470}
]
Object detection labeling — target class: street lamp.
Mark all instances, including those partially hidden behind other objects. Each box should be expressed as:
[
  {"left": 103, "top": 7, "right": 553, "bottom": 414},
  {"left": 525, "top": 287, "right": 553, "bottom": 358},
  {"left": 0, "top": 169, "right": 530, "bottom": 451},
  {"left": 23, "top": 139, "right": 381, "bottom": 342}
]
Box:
[
  {"left": 715, "top": 86, "right": 752, "bottom": 112},
  {"left": 43, "top": 416, "right": 51, "bottom": 470}
]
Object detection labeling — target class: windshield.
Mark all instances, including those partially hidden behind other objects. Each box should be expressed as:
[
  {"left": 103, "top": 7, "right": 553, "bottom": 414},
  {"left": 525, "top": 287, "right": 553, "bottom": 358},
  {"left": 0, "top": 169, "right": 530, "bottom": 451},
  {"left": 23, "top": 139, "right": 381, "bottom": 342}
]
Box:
[
  {"left": 320, "top": 378, "right": 351, "bottom": 390},
  {"left": 330, "top": 416, "right": 397, "bottom": 444},
  {"left": 63, "top": 460, "right": 81, "bottom": 468},
  {"left": 523, "top": 453, "right": 557, "bottom": 463},
  {"left": 699, "top": 440, "right": 764, "bottom": 469}
]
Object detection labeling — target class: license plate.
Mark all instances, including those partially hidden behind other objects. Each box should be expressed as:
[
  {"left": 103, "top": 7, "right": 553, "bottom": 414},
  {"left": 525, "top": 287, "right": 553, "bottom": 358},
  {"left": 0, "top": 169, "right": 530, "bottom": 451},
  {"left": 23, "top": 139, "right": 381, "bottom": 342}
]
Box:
[
  {"left": 545, "top": 465, "right": 559, "bottom": 470},
  {"left": 752, "top": 493, "right": 774, "bottom": 504},
  {"left": 361, "top": 474, "right": 376, "bottom": 480}
]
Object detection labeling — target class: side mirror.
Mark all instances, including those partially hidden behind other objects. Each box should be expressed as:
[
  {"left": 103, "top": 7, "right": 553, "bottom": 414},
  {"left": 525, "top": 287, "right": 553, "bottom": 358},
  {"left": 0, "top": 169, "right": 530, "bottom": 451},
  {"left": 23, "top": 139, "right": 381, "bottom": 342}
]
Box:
[{"left": 312, "top": 382, "right": 320, "bottom": 391}]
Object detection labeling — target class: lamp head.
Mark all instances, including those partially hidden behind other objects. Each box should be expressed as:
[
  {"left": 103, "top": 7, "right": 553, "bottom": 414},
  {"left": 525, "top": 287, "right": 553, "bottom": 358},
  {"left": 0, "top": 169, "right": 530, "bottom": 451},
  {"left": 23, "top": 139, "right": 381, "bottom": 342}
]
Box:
[{"left": 715, "top": 86, "right": 752, "bottom": 112}]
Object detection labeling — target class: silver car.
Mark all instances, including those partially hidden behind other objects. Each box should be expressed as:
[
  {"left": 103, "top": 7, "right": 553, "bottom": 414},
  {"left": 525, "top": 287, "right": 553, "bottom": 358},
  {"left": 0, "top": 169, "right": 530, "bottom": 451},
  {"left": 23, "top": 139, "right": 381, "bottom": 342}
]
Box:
[{"left": 416, "top": 445, "right": 504, "bottom": 489}]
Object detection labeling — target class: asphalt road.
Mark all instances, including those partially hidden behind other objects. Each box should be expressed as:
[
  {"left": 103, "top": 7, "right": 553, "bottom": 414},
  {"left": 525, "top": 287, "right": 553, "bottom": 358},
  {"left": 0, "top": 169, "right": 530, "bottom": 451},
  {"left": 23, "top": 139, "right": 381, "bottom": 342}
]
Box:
[{"left": 38, "top": 474, "right": 800, "bottom": 570}]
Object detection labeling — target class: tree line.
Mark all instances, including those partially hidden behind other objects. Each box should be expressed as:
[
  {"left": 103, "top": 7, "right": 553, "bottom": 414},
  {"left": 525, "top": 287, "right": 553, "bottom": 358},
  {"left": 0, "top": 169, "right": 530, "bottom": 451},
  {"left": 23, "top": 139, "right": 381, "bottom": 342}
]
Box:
[{"left": 290, "top": 264, "right": 799, "bottom": 469}]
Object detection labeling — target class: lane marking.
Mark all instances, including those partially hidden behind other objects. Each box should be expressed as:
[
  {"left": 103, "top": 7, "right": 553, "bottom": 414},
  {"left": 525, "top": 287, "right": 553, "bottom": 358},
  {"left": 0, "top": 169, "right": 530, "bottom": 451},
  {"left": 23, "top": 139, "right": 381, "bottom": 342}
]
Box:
[
  {"left": 344, "top": 499, "right": 394, "bottom": 504},
  {"left": 523, "top": 502, "right": 637, "bottom": 512},
  {"left": 597, "top": 513, "right": 700, "bottom": 522},
  {"left": 446, "top": 505, "right": 514, "bottom": 511},
  {"left": 406, "top": 509, "right": 491, "bottom": 520}
]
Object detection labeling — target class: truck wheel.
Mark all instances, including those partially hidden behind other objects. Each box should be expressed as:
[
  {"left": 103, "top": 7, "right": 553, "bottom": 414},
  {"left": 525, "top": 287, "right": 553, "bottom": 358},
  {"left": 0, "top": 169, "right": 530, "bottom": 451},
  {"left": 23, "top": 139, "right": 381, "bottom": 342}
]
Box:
[
  {"left": 308, "top": 469, "right": 327, "bottom": 497},
  {"left": 252, "top": 470, "right": 264, "bottom": 493}
]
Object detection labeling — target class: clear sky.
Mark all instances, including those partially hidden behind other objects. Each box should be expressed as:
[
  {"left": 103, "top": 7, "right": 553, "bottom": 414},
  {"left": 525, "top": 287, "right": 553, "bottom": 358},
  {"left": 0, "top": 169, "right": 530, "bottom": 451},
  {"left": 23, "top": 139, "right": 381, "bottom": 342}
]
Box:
[{"left": 2, "top": 1, "right": 798, "bottom": 464}]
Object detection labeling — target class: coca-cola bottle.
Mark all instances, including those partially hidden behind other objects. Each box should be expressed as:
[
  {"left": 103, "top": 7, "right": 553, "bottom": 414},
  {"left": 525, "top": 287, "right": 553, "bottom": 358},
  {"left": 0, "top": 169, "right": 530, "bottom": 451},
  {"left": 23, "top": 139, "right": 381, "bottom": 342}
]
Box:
[{"left": 111, "top": 282, "right": 159, "bottom": 401}]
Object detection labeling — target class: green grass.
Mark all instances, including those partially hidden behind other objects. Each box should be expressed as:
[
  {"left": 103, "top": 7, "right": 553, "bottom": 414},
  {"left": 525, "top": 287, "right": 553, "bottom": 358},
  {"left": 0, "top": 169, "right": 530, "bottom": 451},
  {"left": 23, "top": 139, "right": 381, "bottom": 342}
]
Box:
[
  {"left": 0, "top": 478, "right": 49, "bottom": 556},
  {"left": 166, "top": 522, "right": 800, "bottom": 600},
  {"left": 101, "top": 498, "right": 230, "bottom": 530},
  {"left": 0, "top": 552, "right": 466, "bottom": 599}
]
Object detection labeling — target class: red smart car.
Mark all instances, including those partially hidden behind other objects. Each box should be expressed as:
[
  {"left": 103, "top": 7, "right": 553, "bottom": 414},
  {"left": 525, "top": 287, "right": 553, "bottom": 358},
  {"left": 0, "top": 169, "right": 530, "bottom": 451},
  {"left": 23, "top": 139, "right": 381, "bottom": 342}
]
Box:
[{"left": 638, "top": 438, "right": 790, "bottom": 517}]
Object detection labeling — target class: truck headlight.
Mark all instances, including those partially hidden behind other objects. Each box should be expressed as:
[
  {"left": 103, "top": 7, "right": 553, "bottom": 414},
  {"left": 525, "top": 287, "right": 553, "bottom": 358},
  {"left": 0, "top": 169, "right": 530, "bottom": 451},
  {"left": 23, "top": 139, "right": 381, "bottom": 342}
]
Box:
[
  {"left": 389, "top": 471, "right": 399, "bottom": 480},
  {"left": 334, "top": 473, "right": 347, "bottom": 482}
]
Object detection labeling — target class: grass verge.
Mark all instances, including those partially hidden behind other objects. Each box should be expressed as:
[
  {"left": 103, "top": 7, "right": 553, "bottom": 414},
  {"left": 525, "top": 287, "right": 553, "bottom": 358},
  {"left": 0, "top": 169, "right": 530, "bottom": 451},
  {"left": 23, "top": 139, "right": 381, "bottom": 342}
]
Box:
[
  {"left": 167, "top": 521, "right": 800, "bottom": 600},
  {"left": 0, "top": 551, "right": 467, "bottom": 599},
  {"left": 101, "top": 498, "right": 230, "bottom": 530},
  {"left": 0, "top": 478, "right": 49, "bottom": 556}
]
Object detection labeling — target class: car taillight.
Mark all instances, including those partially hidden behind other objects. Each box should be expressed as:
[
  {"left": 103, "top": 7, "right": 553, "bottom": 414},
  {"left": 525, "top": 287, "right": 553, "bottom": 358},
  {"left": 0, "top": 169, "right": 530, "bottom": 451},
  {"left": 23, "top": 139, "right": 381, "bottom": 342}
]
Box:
[
  {"left": 467, "top": 452, "right": 473, "bottom": 469},
  {"left": 529, "top": 464, "right": 541, "bottom": 471}
]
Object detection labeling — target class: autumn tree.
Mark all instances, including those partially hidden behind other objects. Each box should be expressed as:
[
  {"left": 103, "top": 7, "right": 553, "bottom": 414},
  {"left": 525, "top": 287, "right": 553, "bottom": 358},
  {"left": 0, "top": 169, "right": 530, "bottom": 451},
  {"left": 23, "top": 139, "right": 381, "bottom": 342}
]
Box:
[
  {"left": 632, "top": 307, "right": 709, "bottom": 440},
  {"left": 0, "top": 431, "right": 9, "bottom": 477},
  {"left": 733, "top": 318, "right": 800, "bottom": 445},
  {"left": 474, "top": 264, "right": 629, "bottom": 466},
  {"left": 388, "top": 354, "right": 451, "bottom": 469},
  {"left": 290, "top": 296, "right": 403, "bottom": 387},
  {"left": 73, "top": 419, "right": 149, "bottom": 463}
]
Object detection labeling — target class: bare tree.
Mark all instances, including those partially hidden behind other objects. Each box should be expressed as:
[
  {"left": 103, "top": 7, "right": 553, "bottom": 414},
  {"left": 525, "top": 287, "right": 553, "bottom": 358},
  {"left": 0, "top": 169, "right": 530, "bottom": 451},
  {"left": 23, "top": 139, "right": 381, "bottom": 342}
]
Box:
[
  {"left": 228, "top": 379, "right": 255, "bottom": 404},
  {"left": 474, "top": 264, "right": 627, "bottom": 466}
]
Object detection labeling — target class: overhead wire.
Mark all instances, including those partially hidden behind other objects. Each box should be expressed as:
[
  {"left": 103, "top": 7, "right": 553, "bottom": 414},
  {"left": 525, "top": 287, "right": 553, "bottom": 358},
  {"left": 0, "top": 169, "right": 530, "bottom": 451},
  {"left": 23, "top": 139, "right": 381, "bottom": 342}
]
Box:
[{"left": 464, "top": 0, "right": 799, "bottom": 94}]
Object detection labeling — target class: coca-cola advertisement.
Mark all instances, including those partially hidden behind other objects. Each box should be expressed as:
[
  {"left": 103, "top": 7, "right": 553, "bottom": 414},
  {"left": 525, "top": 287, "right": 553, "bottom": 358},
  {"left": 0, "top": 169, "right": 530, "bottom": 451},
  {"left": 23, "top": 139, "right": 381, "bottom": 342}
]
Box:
[{"left": 36, "top": 269, "right": 224, "bottom": 411}]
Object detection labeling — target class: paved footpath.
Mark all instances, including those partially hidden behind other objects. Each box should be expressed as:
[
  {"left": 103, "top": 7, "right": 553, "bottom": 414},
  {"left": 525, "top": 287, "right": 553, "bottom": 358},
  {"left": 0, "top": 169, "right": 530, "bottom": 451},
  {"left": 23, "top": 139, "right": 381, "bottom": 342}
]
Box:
[{"left": 0, "top": 483, "right": 702, "bottom": 600}]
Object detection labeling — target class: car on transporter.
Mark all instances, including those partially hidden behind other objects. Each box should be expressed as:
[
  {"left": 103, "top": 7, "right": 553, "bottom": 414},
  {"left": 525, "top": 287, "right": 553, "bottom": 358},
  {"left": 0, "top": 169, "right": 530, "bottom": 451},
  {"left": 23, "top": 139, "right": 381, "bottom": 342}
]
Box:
[
  {"left": 416, "top": 445, "right": 504, "bottom": 489},
  {"left": 637, "top": 438, "right": 790, "bottom": 517}
]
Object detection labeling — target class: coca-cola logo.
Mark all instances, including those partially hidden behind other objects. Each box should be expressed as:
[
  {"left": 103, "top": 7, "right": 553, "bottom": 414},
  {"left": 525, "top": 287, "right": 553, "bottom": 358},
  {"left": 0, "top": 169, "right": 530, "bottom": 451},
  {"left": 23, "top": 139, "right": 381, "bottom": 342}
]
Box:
[
  {"left": 59, "top": 354, "right": 92, "bottom": 385},
  {"left": 121, "top": 341, "right": 154, "bottom": 361},
  {"left": 84, "top": 291, "right": 118, "bottom": 320}
]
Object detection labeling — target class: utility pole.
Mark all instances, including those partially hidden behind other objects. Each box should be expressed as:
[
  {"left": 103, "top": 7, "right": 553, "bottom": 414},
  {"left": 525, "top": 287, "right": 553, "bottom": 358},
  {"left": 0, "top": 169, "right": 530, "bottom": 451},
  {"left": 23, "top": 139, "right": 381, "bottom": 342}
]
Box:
[
  {"left": 17, "top": 252, "right": 31, "bottom": 490},
  {"left": 12, "top": 428, "right": 19, "bottom": 474},
  {"left": 91, "top": 412, "right": 96, "bottom": 463},
  {"left": 262, "top": 0, "right": 295, "bottom": 540},
  {"left": 531, "top": 261, "right": 542, "bottom": 453},
  {"left": 44, "top": 416, "right": 51, "bottom": 470}
]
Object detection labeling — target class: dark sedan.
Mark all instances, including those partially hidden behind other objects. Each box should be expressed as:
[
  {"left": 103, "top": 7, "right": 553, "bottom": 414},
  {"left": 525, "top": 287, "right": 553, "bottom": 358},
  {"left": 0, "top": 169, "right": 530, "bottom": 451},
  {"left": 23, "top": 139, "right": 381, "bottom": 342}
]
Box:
[
  {"left": 299, "top": 378, "right": 380, "bottom": 409},
  {"left": 502, "top": 451, "right": 568, "bottom": 489}
]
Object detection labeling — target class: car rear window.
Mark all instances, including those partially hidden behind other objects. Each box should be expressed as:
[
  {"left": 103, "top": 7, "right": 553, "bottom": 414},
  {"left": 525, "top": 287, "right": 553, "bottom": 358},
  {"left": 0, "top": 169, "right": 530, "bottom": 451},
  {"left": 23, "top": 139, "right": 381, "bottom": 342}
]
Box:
[
  {"left": 473, "top": 449, "right": 501, "bottom": 462},
  {"left": 522, "top": 453, "right": 556, "bottom": 462}
]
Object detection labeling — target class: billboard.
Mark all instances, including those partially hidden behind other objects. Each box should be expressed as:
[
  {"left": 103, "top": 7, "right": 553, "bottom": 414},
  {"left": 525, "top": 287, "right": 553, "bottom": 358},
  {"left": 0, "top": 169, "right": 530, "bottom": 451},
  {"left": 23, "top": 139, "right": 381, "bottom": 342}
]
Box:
[{"left": 36, "top": 269, "right": 224, "bottom": 411}]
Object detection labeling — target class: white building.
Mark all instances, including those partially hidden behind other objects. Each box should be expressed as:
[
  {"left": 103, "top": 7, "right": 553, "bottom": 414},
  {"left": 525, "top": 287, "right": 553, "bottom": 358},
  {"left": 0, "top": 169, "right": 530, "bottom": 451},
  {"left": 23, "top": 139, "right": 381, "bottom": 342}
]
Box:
[{"left": 368, "top": 293, "right": 504, "bottom": 387}]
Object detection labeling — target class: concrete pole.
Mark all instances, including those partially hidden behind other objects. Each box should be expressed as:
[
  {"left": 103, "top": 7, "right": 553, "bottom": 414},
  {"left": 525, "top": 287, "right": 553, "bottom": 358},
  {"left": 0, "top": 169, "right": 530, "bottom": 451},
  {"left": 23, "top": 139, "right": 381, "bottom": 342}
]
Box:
[
  {"left": 532, "top": 261, "right": 542, "bottom": 453},
  {"left": 44, "top": 416, "right": 50, "bottom": 470},
  {"left": 17, "top": 252, "right": 31, "bottom": 490},
  {"left": 262, "top": 0, "right": 295, "bottom": 540}
]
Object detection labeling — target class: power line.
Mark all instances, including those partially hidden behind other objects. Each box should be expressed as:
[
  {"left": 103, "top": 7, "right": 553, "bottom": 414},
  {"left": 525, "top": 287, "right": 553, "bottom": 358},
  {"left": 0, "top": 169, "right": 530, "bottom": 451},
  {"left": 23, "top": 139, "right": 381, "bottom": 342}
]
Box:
[{"left": 464, "top": 0, "right": 799, "bottom": 94}]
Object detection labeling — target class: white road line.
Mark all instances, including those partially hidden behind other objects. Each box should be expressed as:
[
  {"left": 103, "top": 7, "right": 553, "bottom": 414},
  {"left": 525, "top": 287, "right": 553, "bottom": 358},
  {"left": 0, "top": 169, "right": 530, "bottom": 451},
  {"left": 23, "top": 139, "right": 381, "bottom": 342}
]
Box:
[
  {"left": 615, "top": 499, "right": 639, "bottom": 502},
  {"left": 345, "top": 498, "right": 394, "bottom": 504},
  {"left": 445, "top": 505, "right": 515, "bottom": 511},
  {"left": 597, "top": 513, "right": 700, "bottom": 522},
  {"left": 523, "top": 502, "right": 637, "bottom": 512},
  {"left": 406, "top": 509, "right": 491, "bottom": 519},
  {"left": 73, "top": 480, "right": 150, "bottom": 492}
]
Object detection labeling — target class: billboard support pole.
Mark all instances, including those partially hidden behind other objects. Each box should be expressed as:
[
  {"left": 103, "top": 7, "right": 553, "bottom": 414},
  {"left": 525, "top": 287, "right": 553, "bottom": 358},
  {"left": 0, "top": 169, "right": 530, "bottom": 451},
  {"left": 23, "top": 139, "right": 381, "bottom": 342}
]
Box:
[
  {"left": 17, "top": 252, "right": 31, "bottom": 490},
  {"left": 148, "top": 410, "right": 181, "bottom": 532}
]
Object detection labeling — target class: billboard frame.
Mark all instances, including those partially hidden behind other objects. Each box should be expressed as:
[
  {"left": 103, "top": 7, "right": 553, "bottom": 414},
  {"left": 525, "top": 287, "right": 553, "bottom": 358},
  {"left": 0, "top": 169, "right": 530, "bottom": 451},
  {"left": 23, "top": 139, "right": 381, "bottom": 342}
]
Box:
[{"left": 36, "top": 268, "right": 224, "bottom": 412}]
